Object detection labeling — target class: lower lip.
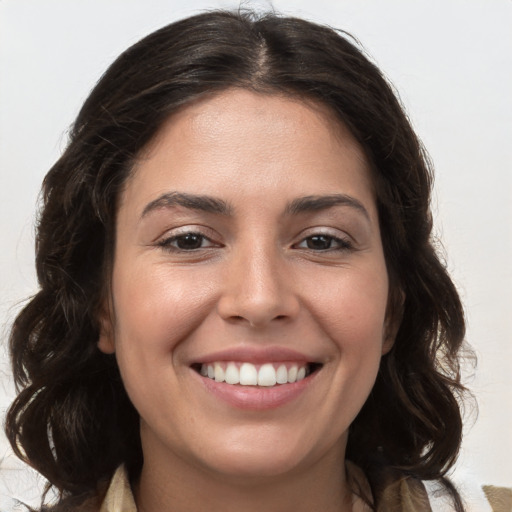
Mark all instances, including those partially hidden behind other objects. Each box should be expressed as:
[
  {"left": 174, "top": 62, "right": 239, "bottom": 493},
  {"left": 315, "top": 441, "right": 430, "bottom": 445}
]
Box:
[{"left": 195, "top": 370, "right": 318, "bottom": 410}]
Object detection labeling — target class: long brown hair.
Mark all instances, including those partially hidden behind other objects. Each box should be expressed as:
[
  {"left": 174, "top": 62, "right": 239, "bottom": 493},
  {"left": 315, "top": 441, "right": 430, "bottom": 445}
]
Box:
[{"left": 6, "top": 10, "right": 468, "bottom": 510}]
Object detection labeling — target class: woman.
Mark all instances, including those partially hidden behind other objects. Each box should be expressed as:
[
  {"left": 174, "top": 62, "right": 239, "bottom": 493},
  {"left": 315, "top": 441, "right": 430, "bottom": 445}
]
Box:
[{"left": 5, "top": 10, "right": 472, "bottom": 512}]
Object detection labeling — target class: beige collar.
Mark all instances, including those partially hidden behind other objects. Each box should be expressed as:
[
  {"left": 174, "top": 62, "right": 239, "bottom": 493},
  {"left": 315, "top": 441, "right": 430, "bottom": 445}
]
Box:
[
  {"left": 99, "top": 462, "right": 372, "bottom": 512},
  {"left": 98, "top": 462, "right": 511, "bottom": 512},
  {"left": 99, "top": 465, "right": 137, "bottom": 512}
]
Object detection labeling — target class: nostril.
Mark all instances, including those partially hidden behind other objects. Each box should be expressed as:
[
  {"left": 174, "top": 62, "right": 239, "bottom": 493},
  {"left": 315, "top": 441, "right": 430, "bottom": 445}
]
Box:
[{"left": 235, "top": 314, "right": 290, "bottom": 326}]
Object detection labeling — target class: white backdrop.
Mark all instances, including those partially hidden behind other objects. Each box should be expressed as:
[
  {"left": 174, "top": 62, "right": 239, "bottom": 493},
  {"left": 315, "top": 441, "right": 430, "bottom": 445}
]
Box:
[{"left": 1, "top": 0, "right": 511, "bottom": 508}]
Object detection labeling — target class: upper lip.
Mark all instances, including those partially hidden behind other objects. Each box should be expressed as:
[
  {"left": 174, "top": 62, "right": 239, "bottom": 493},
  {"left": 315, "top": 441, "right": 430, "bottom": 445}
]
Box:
[{"left": 192, "top": 346, "right": 320, "bottom": 365}]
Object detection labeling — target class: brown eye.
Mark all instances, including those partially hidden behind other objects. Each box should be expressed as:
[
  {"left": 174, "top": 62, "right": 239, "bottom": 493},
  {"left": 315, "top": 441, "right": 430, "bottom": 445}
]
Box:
[
  {"left": 158, "top": 232, "right": 215, "bottom": 251},
  {"left": 306, "top": 235, "right": 335, "bottom": 250},
  {"left": 295, "top": 234, "right": 353, "bottom": 251},
  {"left": 174, "top": 233, "right": 205, "bottom": 250}
]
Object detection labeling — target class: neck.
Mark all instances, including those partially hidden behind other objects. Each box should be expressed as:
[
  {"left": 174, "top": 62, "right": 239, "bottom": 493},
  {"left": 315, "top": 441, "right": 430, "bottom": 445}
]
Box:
[{"left": 134, "top": 438, "right": 363, "bottom": 512}]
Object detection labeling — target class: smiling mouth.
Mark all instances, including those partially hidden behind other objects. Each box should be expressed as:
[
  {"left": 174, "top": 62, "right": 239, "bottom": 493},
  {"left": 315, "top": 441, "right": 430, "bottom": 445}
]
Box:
[{"left": 192, "top": 362, "right": 322, "bottom": 387}]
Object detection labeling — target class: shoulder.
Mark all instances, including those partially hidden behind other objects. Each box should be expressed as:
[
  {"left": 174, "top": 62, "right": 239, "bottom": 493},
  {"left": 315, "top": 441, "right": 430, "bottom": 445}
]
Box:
[
  {"left": 40, "top": 465, "right": 135, "bottom": 512},
  {"left": 375, "top": 474, "right": 432, "bottom": 511},
  {"left": 356, "top": 462, "right": 431, "bottom": 512},
  {"left": 483, "top": 485, "right": 512, "bottom": 512},
  {"left": 38, "top": 480, "right": 109, "bottom": 512},
  {"left": 347, "top": 461, "right": 432, "bottom": 511},
  {"left": 39, "top": 494, "right": 103, "bottom": 512},
  {"left": 366, "top": 462, "right": 512, "bottom": 512}
]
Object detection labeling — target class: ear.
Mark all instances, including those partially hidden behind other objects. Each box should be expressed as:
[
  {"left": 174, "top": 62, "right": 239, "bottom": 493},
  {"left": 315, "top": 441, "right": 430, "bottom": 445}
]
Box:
[
  {"left": 382, "top": 289, "right": 405, "bottom": 355},
  {"left": 97, "top": 301, "right": 116, "bottom": 354},
  {"left": 382, "top": 323, "right": 397, "bottom": 355}
]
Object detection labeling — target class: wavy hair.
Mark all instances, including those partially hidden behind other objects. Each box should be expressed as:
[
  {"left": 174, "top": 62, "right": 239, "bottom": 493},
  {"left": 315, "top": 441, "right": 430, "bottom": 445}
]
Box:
[{"left": 5, "top": 10, "right": 468, "bottom": 510}]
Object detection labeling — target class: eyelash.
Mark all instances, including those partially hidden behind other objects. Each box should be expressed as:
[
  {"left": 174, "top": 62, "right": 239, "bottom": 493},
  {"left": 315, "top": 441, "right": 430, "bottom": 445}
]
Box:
[
  {"left": 157, "top": 232, "right": 219, "bottom": 252},
  {"left": 292, "top": 234, "right": 354, "bottom": 252},
  {"left": 156, "top": 231, "right": 353, "bottom": 253}
]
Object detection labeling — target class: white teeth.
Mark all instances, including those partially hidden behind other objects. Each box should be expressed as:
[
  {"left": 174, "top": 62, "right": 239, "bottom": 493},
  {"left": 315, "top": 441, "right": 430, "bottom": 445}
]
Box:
[
  {"left": 276, "top": 364, "right": 288, "bottom": 384},
  {"left": 214, "top": 363, "right": 225, "bottom": 382},
  {"left": 258, "top": 363, "right": 277, "bottom": 387},
  {"left": 239, "top": 362, "right": 258, "bottom": 385},
  {"left": 224, "top": 362, "right": 240, "bottom": 384},
  {"left": 199, "top": 361, "right": 312, "bottom": 387}
]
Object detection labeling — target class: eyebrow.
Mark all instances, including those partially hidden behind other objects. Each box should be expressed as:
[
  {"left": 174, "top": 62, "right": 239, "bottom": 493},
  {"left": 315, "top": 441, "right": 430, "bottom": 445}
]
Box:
[
  {"left": 141, "top": 192, "right": 369, "bottom": 220},
  {"left": 285, "top": 194, "right": 370, "bottom": 220},
  {"left": 141, "top": 192, "right": 233, "bottom": 218}
]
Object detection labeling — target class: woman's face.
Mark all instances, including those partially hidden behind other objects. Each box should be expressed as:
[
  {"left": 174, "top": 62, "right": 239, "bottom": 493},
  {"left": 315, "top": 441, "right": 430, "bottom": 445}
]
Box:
[{"left": 99, "top": 89, "right": 393, "bottom": 480}]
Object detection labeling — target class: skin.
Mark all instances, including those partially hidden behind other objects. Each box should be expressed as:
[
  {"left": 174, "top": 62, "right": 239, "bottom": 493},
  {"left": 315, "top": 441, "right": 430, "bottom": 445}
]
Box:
[{"left": 99, "top": 89, "right": 394, "bottom": 512}]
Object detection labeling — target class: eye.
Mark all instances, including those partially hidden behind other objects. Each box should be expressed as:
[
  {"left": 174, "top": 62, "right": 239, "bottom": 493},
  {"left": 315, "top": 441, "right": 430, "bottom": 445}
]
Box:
[
  {"left": 294, "top": 234, "right": 352, "bottom": 251},
  {"left": 157, "top": 232, "right": 218, "bottom": 251}
]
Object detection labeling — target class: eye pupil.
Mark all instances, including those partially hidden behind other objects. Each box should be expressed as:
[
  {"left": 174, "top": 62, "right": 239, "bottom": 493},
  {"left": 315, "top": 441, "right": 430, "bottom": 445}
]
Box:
[
  {"left": 307, "top": 235, "right": 332, "bottom": 250},
  {"left": 176, "top": 233, "right": 203, "bottom": 250}
]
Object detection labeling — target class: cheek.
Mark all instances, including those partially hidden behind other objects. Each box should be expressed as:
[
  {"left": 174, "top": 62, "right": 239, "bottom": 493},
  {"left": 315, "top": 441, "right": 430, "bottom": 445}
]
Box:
[
  {"left": 109, "top": 263, "right": 222, "bottom": 421},
  {"left": 301, "top": 264, "right": 389, "bottom": 348},
  {"left": 291, "top": 264, "right": 389, "bottom": 441},
  {"left": 111, "top": 262, "right": 219, "bottom": 359}
]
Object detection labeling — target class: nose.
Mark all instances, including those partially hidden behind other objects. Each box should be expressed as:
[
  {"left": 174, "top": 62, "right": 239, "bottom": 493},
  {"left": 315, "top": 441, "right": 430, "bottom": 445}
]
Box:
[{"left": 217, "top": 243, "right": 300, "bottom": 328}]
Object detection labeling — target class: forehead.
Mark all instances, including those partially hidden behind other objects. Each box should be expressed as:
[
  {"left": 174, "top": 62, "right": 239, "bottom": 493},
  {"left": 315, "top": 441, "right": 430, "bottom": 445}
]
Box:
[
  {"left": 123, "top": 88, "right": 375, "bottom": 216},
  {"left": 143, "top": 88, "right": 367, "bottom": 164}
]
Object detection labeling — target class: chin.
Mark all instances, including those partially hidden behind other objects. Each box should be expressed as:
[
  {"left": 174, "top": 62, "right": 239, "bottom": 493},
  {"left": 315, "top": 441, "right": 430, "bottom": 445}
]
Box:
[
  {"left": 192, "top": 430, "right": 323, "bottom": 481},
  {"left": 204, "top": 452, "right": 304, "bottom": 481}
]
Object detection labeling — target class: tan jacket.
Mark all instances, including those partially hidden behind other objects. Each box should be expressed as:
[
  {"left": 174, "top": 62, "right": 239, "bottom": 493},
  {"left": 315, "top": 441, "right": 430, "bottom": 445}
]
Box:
[{"left": 47, "top": 464, "right": 512, "bottom": 512}]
